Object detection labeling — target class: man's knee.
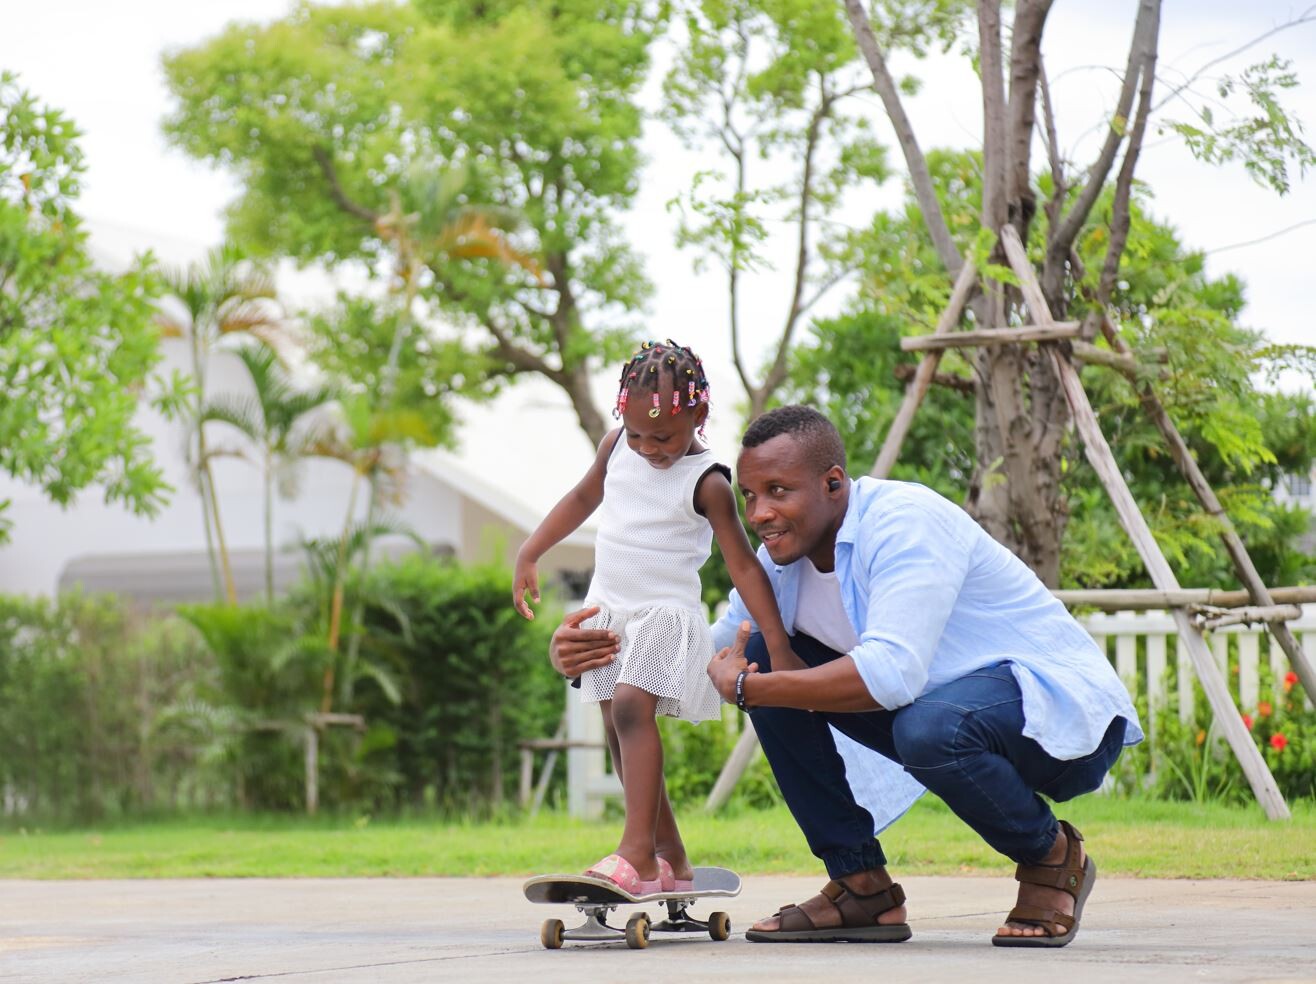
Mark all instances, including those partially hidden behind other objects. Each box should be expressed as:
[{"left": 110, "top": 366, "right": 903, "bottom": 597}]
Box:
[
  {"left": 743, "top": 632, "right": 771, "bottom": 671},
  {"left": 890, "top": 700, "right": 964, "bottom": 771}
]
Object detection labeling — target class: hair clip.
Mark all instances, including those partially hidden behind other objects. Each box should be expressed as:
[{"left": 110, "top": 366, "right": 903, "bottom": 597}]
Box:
[
  {"left": 649, "top": 393, "right": 661, "bottom": 418},
  {"left": 617, "top": 385, "right": 630, "bottom": 415},
  {"left": 671, "top": 390, "right": 681, "bottom": 415}
]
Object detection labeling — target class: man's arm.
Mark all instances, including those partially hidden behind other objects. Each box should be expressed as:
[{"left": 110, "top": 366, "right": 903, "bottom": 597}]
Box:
[
  {"left": 709, "top": 501, "right": 972, "bottom": 713},
  {"left": 708, "top": 622, "right": 880, "bottom": 711}
]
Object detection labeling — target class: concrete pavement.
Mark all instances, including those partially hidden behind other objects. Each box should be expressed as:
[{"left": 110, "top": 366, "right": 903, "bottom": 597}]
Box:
[{"left": 2, "top": 875, "right": 1314, "bottom": 983}]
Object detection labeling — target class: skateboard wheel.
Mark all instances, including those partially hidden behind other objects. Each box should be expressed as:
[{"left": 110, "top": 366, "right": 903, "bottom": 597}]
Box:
[
  {"left": 625, "top": 912, "right": 650, "bottom": 949},
  {"left": 540, "top": 918, "right": 564, "bottom": 949},
  {"left": 708, "top": 911, "right": 731, "bottom": 941}
]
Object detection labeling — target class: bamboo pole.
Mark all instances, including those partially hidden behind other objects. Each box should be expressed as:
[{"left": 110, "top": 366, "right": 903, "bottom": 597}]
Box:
[
  {"left": 999, "top": 224, "right": 1289, "bottom": 821},
  {"left": 899, "top": 321, "right": 1080, "bottom": 351},
  {"left": 1096, "top": 312, "right": 1316, "bottom": 705},
  {"left": 869, "top": 259, "right": 978, "bottom": 479},
  {"left": 1053, "top": 585, "right": 1316, "bottom": 611}
]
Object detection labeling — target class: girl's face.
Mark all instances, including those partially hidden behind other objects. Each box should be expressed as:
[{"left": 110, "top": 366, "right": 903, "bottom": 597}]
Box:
[{"left": 620, "top": 396, "right": 708, "bottom": 470}]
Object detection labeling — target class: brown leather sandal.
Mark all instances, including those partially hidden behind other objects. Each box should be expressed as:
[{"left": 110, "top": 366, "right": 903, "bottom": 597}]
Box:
[
  {"left": 993, "top": 819, "right": 1096, "bottom": 948},
  {"left": 745, "top": 879, "right": 912, "bottom": 943}
]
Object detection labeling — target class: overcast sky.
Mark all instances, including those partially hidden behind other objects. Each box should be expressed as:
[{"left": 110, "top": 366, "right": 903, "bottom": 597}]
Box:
[{"left": 3, "top": 0, "right": 1314, "bottom": 514}]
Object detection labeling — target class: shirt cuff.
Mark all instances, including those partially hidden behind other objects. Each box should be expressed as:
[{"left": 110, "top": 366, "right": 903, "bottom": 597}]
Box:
[{"left": 849, "top": 645, "right": 918, "bottom": 710}]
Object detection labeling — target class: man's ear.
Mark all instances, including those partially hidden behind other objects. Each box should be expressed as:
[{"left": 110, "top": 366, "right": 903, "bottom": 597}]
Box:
[{"left": 825, "top": 466, "right": 846, "bottom": 494}]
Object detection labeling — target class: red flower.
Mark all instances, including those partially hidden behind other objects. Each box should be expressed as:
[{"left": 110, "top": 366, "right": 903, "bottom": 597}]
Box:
[
  {"left": 1270, "top": 733, "right": 1288, "bottom": 751},
  {"left": 1258, "top": 701, "right": 1273, "bottom": 718},
  {"left": 1285, "top": 671, "right": 1299, "bottom": 686},
  {"left": 1242, "top": 713, "right": 1253, "bottom": 730}
]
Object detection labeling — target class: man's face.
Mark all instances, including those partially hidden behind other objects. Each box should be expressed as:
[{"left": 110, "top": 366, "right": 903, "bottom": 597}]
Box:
[{"left": 736, "top": 434, "right": 837, "bottom": 567}]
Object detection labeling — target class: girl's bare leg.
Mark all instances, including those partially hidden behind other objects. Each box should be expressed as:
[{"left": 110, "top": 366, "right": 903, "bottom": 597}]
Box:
[
  {"left": 601, "top": 683, "right": 668, "bottom": 880},
  {"left": 601, "top": 699, "right": 693, "bottom": 881}
]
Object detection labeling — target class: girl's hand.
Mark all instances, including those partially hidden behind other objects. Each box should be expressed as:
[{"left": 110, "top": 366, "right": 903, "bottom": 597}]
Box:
[{"left": 513, "top": 555, "right": 541, "bottom": 619}]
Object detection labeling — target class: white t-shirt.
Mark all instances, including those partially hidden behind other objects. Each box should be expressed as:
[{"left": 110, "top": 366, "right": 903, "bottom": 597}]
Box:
[{"left": 792, "top": 559, "right": 860, "bottom": 654}]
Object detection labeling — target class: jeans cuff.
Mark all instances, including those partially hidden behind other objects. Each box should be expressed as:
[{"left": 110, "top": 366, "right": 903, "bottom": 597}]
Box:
[{"left": 820, "top": 839, "right": 887, "bottom": 879}]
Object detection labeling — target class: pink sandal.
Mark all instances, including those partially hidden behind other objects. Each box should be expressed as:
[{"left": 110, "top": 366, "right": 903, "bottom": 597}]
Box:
[
  {"left": 657, "top": 858, "right": 694, "bottom": 893},
  {"left": 584, "top": 854, "right": 662, "bottom": 896}
]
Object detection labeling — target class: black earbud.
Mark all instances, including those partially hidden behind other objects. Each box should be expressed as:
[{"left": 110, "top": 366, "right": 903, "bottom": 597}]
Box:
[{"left": 827, "top": 477, "right": 842, "bottom": 492}]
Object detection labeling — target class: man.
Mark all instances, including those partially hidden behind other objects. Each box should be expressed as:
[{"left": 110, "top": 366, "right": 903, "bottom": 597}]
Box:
[{"left": 550, "top": 405, "right": 1141, "bottom": 948}]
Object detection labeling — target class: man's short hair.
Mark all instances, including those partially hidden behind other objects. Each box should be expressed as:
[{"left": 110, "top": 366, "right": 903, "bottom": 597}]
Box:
[{"left": 742, "top": 405, "right": 847, "bottom": 475}]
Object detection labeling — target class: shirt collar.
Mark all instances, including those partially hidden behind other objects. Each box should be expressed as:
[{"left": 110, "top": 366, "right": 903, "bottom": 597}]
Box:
[{"left": 836, "top": 479, "right": 860, "bottom": 547}]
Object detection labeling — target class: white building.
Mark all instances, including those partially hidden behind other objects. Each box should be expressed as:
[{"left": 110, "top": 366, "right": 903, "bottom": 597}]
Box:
[{"left": 0, "top": 334, "right": 594, "bottom": 603}]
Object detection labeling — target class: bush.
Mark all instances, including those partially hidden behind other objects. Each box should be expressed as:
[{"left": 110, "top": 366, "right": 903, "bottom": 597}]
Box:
[
  {"left": 351, "top": 556, "right": 563, "bottom": 814},
  {"left": 0, "top": 592, "right": 216, "bottom": 821}
]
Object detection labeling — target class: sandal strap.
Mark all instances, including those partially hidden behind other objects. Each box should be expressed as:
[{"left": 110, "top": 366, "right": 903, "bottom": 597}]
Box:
[
  {"left": 774, "top": 880, "right": 906, "bottom": 933},
  {"left": 1004, "top": 903, "right": 1075, "bottom": 937},
  {"left": 1013, "top": 820, "right": 1087, "bottom": 900},
  {"left": 821, "top": 879, "right": 907, "bottom": 927},
  {"left": 776, "top": 903, "right": 818, "bottom": 933}
]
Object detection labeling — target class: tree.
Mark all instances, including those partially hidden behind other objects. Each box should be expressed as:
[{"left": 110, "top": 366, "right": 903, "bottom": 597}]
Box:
[
  {"left": 0, "top": 72, "right": 185, "bottom": 541},
  {"left": 201, "top": 340, "right": 335, "bottom": 602},
  {"left": 840, "top": 0, "right": 1316, "bottom": 584},
  {"left": 157, "top": 246, "right": 282, "bottom": 603},
  {"left": 660, "top": 0, "right": 898, "bottom": 420},
  {"left": 162, "top": 0, "right": 660, "bottom": 447},
  {"left": 783, "top": 152, "right": 1316, "bottom": 590}
]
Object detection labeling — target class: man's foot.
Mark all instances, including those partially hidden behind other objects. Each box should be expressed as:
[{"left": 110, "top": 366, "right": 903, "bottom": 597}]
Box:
[
  {"left": 747, "top": 868, "right": 911, "bottom": 942},
  {"left": 993, "top": 819, "right": 1095, "bottom": 947}
]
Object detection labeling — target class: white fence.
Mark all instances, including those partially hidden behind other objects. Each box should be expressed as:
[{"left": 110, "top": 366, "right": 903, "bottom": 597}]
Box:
[{"left": 561, "top": 605, "right": 1316, "bottom": 817}]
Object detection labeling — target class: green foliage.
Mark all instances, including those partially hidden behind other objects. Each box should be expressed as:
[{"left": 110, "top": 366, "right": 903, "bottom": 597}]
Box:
[
  {"left": 784, "top": 150, "right": 1316, "bottom": 590},
  {"left": 1163, "top": 56, "right": 1316, "bottom": 195},
  {"left": 349, "top": 556, "right": 563, "bottom": 814},
  {"left": 0, "top": 73, "right": 185, "bottom": 541},
  {"left": 162, "top": 0, "right": 657, "bottom": 439},
  {"left": 0, "top": 593, "right": 216, "bottom": 821},
  {"left": 659, "top": 714, "right": 781, "bottom": 809},
  {"left": 1142, "top": 666, "right": 1316, "bottom": 805}
]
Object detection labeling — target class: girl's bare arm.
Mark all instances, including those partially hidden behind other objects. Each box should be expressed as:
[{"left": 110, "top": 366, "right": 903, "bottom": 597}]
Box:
[{"left": 513, "top": 429, "right": 618, "bottom": 619}]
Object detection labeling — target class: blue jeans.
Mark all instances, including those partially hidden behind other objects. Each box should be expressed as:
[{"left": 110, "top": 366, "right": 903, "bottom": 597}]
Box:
[{"left": 746, "top": 632, "right": 1127, "bottom": 878}]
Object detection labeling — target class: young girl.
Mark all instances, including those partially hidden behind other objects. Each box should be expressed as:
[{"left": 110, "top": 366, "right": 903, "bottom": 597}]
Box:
[{"left": 513, "top": 339, "right": 796, "bottom": 895}]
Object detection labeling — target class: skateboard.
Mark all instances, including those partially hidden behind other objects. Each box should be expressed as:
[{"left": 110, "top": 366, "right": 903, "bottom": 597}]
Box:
[{"left": 523, "top": 866, "right": 741, "bottom": 949}]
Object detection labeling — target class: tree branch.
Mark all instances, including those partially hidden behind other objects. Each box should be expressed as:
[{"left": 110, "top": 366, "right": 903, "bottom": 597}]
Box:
[
  {"left": 312, "top": 146, "right": 379, "bottom": 226},
  {"left": 843, "top": 0, "right": 963, "bottom": 276},
  {"left": 1037, "top": 54, "right": 1066, "bottom": 228},
  {"left": 758, "top": 81, "right": 833, "bottom": 409},
  {"left": 1096, "top": 2, "right": 1160, "bottom": 314},
  {"left": 1152, "top": 5, "right": 1316, "bottom": 113},
  {"left": 1048, "top": 0, "right": 1159, "bottom": 261},
  {"left": 979, "top": 0, "right": 1008, "bottom": 238},
  {"left": 1005, "top": 0, "right": 1054, "bottom": 229}
]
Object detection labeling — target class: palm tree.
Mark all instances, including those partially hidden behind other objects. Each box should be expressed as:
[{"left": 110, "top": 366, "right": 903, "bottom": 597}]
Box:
[
  {"left": 201, "top": 341, "right": 336, "bottom": 602},
  {"left": 157, "top": 246, "right": 281, "bottom": 604}
]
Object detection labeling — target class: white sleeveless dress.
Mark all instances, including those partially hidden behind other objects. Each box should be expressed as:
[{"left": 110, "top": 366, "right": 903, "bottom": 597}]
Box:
[{"left": 579, "top": 436, "right": 726, "bottom": 723}]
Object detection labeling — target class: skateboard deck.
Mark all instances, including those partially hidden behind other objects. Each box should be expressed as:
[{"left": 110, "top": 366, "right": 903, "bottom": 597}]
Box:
[{"left": 523, "top": 866, "right": 741, "bottom": 948}]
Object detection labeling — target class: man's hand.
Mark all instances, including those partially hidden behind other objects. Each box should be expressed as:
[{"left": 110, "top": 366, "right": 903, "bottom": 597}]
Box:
[
  {"left": 707, "top": 620, "right": 759, "bottom": 703},
  {"left": 550, "top": 606, "right": 619, "bottom": 678}
]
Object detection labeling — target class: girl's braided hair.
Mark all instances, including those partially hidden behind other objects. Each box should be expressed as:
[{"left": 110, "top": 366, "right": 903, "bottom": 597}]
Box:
[{"left": 613, "top": 339, "right": 711, "bottom": 423}]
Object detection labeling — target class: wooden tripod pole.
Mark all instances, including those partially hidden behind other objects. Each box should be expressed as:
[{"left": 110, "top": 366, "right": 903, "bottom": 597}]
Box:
[
  {"left": 1095, "top": 313, "right": 1316, "bottom": 704},
  {"left": 1000, "top": 225, "right": 1289, "bottom": 820},
  {"left": 870, "top": 259, "right": 979, "bottom": 478}
]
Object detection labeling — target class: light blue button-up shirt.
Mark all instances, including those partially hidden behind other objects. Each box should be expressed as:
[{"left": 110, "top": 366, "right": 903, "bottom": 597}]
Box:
[{"left": 711, "top": 477, "right": 1143, "bottom": 832}]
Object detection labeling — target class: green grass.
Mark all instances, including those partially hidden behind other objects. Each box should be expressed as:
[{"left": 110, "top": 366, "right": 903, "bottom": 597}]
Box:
[{"left": 1, "top": 795, "right": 1312, "bottom": 880}]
